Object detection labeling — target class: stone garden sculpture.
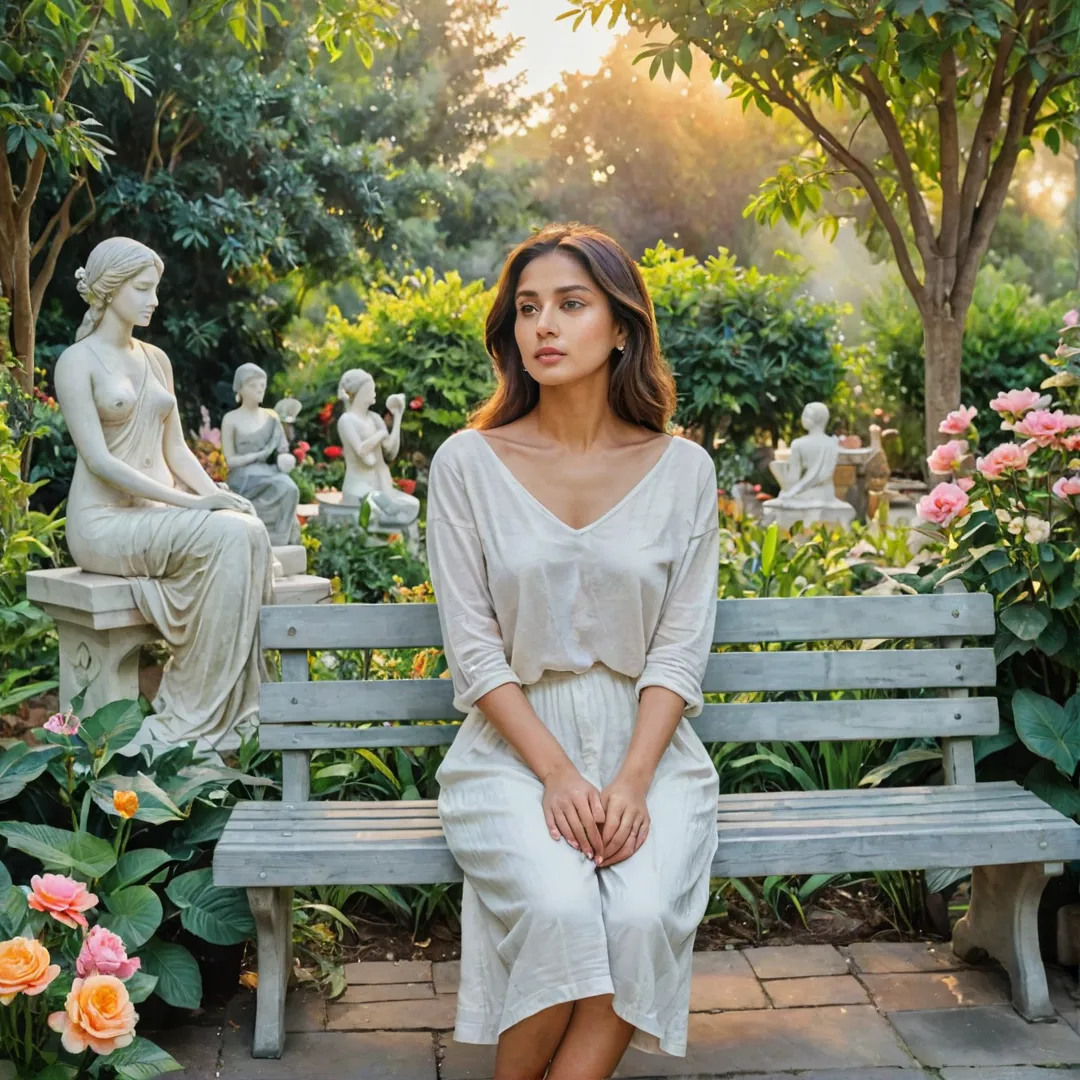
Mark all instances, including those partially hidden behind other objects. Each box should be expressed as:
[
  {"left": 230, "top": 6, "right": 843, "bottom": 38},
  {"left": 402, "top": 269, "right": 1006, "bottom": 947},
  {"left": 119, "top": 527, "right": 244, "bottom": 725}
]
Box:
[
  {"left": 316, "top": 368, "right": 420, "bottom": 544},
  {"left": 53, "top": 236, "right": 274, "bottom": 753},
  {"left": 221, "top": 364, "right": 302, "bottom": 546},
  {"left": 764, "top": 401, "right": 856, "bottom": 528}
]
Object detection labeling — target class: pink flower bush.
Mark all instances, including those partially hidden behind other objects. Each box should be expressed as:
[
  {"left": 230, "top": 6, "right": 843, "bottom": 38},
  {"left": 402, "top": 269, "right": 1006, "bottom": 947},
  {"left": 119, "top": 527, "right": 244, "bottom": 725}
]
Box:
[
  {"left": 76, "top": 926, "right": 141, "bottom": 981},
  {"left": 43, "top": 709, "right": 79, "bottom": 736},
  {"left": 989, "top": 388, "right": 1051, "bottom": 427},
  {"left": 939, "top": 405, "right": 978, "bottom": 435},
  {"left": 1053, "top": 476, "right": 1080, "bottom": 502},
  {"left": 917, "top": 482, "right": 970, "bottom": 527},
  {"left": 976, "top": 442, "right": 1030, "bottom": 479},
  {"left": 926, "top": 439, "right": 969, "bottom": 474},
  {"left": 1012, "top": 409, "right": 1072, "bottom": 447},
  {"left": 956, "top": 476, "right": 975, "bottom": 492},
  {"left": 28, "top": 874, "right": 98, "bottom": 930},
  {"left": 1064, "top": 309, "right": 1079, "bottom": 329}
]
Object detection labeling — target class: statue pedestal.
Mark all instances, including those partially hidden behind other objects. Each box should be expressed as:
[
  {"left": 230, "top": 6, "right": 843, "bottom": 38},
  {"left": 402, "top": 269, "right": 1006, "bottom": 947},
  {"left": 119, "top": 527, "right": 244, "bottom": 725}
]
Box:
[
  {"left": 26, "top": 567, "right": 332, "bottom": 722},
  {"left": 762, "top": 500, "right": 856, "bottom": 531},
  {"left": 314, "top": 490, "right": 362, "bottom": 526},
  {"left": 273, "top": 545, "right": 307, "bottom": 577}
]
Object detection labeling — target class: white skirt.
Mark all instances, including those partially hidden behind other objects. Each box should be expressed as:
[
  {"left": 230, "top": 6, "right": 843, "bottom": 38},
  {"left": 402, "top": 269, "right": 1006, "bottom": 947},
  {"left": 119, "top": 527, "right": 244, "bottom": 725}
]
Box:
[{"left": 435, "top": 663, "right": 719, "bottom": 1057}]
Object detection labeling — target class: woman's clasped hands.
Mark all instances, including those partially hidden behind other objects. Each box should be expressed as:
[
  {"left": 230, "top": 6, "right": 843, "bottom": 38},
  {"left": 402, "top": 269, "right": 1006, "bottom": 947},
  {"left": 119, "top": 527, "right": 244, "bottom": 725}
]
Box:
[{"left": 541, "top": 763, "right": 650, "bottom": 869}]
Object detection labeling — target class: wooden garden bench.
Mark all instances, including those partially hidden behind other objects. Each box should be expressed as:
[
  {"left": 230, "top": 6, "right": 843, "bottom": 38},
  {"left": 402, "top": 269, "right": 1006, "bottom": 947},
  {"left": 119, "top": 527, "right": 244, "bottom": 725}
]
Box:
[{"left": 212, "top": 584, "right": 1080, "bottom": 1058}]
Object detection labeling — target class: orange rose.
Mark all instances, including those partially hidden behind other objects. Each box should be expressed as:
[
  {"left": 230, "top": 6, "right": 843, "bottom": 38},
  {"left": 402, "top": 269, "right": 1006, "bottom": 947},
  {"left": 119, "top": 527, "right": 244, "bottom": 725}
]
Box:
[
  {"left": 113, "top": 790, "right": 139, "bottom": 819},
  {"left": 48, "top": 975, "right": 138, "bottom": 1055},
  {"left": 0, "top": 937, "right": 61, "bottom": 1004}
]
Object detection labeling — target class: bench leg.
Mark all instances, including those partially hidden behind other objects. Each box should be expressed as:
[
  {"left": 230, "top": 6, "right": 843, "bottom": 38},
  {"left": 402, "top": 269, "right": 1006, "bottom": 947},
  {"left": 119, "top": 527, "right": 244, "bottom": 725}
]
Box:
[
  {"left": 952, "top": 862, "right": 1061, "bottom": 1022},
  {"left": 248, "top": 886, "right": 294, "bottom": 1058}
]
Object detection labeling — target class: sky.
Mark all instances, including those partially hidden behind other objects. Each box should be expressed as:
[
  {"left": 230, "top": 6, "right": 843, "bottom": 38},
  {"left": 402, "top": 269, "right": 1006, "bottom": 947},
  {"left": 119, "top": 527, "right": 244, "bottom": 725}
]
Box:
[{"left": 490, "top": 1, "right": 619, "bottom": 95}]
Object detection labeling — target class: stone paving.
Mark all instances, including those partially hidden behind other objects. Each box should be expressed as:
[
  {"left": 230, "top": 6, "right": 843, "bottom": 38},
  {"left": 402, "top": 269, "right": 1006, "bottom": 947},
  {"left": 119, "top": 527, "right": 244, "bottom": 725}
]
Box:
[{"left": 147, "top": 943, "right": 1080, "bottom": 1079}]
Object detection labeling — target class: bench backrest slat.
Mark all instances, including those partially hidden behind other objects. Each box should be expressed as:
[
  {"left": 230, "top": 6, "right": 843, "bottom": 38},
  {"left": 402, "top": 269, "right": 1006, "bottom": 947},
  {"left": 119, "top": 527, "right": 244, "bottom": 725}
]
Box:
[
  {"left": 260, "top": 593, "right": 995, "bottom": 650},
  {"left": 257, "top": 695, "right": 1000, "bottom": 751}
]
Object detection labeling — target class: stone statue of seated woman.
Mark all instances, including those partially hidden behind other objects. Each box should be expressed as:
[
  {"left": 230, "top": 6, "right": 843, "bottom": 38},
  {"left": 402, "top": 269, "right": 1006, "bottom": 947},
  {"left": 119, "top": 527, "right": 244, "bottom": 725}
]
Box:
[
  {"left": 316, "top": 368, "right": 420, "bottom": 546},
  {"left": 765, "top": 402, "right": 855, "bottom": 527},
  {"left": 221, "top": 364, "right": 301, "bottom": 547},
  {"left": 53, "top": 237, "right": 274, "bottom": 754}
]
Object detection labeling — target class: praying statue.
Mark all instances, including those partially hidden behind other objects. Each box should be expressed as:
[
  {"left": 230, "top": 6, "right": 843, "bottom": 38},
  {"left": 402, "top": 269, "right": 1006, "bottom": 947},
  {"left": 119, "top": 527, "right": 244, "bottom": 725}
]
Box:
[
  {"left": 221, "top": 364, "right": 301, "bottom": 546},
  {"left": 324, "top": 368, "right": 420, "bottom": 541},
  {"left": 53, "top": 237, "right": 274, "bottom": 752},
  {"left": 764, "top": 402, "right": 855, "bottom": 527}
]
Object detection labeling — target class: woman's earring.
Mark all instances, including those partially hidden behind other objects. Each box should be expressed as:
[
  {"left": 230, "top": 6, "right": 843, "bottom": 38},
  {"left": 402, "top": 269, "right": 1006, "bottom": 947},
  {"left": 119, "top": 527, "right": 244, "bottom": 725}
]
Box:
[{"left": 616, "top": 344, "right": 626, "bottom": 353}]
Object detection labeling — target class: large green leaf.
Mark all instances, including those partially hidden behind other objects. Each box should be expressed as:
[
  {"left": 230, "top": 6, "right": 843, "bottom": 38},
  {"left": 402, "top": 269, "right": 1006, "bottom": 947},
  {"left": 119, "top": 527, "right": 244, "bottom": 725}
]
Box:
[
  {"left": 1013, "top": 689, "right": 1080, "bottom": 776},
  {"left": 166, "top": 868, "right": 255, "bottom": 945},
  {"left": 102, "top": 848, "right": 174, "bottom": 893},
  {"left": 92, "top": 1036, "right": 182, "bottom": 1079},
  {"left": 1001, "top": 602, "right": 1051, "bottom": 641},
  {"left": 0, "top": 822, "right": 116, "bottom": 878},
  {"left": 90, "top": 773, "right": 185, "bottom": 825},
  {"left": 138, "top": 938, "right": 202, "bottom": 1009},
  {"left": 1026, "top": 761, "right": 1080, "bottom": 818},
  {"left": 0, "top": 742, "right": 62, "bottom": 802},
  {"left": 164, "top": 764, "right": 273, "bottom": 807},
  {"left": 0, "top": 883, "right": 31, "bottom": 938},
  {"left": 79, "top": 698, "right": 146, "bottom": 761},
  {"left": 123, "top": 969, "right": 159, "bottom": 1004},
  {"left": 858, "top": 748, "right": 943, "bottom": 787},
  {"left": 99, "top": 885, "right": 163, "bottom": 950}
]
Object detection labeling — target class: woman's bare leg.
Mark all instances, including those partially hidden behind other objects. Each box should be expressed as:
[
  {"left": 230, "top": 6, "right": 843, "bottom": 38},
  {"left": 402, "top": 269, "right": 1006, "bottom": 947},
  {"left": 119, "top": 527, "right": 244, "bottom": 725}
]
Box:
[
  {"left": 493, "top": 1000, "right": 574, "bottom": 1080},
  {"left": 545, "top": 994, "right": 634, "bottom": 1080}
]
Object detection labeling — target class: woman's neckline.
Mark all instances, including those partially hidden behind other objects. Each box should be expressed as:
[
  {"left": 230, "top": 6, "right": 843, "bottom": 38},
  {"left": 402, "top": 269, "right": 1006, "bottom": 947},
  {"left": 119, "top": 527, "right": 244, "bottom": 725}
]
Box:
[{"left": 469, "top": 427, "right": 677, "bottom": 535}]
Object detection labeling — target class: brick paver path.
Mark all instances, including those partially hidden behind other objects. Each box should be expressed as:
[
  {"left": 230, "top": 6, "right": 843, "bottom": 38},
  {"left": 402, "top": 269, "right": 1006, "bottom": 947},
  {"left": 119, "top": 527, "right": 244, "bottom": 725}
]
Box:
[{"left": 149, "top": 943, "right": 1080, "bottom": 1078}]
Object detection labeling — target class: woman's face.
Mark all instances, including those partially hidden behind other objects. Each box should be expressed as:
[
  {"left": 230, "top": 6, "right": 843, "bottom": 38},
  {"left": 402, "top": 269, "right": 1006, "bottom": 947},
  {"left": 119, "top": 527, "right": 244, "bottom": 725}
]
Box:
[
  {"left": 352, "top": 377, "right": 376, "bottom": 408},
  {"left": 240, "top": 373, "right": 267, "bottom": 407},
  {"left": 111, "top": 265, "right": 161, "bottom": 328},
  {"left": 513, "top": 250, "right": 625, "bottom": 386}
]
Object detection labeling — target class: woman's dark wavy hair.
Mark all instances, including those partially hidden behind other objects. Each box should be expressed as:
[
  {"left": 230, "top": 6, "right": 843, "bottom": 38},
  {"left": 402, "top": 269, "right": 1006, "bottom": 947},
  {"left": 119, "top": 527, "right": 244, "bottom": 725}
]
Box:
[{"left": 470, "top": 223, "right": 677, "bottom": 432}]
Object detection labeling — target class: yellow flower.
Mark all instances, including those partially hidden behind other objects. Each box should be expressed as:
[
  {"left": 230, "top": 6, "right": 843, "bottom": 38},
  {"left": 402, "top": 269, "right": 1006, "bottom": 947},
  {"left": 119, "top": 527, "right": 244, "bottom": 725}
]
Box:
[{"left": 113, "top": 790, "right": 139, "bottom": 819}]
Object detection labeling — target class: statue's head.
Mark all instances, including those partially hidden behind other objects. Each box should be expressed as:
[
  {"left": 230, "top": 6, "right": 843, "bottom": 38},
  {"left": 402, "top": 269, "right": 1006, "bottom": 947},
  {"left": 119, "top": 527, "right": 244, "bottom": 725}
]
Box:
[
  {"left": 801, "top": 401, "right": 829, "bottom": 433},
  {"left": 233, "top": 362, "right": 268, "bottom": 406},
  {"left": 338, "top": 368, "right": 376, "bottom": 409},
  {"left": 75, "top": 238, "right": 164, "bottom": 342}
]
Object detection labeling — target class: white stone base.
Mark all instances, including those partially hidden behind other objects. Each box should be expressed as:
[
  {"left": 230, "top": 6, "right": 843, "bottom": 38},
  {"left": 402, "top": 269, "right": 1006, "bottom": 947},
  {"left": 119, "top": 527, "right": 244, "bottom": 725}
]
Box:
[
  {"left": 762, "top": 501, "right": 857, "bottom": 531},
  {"left": 273, "top": 545, "right": 307, "bottom": 577},
  {"left": 27, "top": 567, "right": 332, "bottom": 718}
]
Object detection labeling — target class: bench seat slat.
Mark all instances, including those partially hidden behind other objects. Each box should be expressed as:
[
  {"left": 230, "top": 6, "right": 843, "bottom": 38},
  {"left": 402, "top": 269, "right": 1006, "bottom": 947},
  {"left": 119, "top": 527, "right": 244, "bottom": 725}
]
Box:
[
  {"left": 257, "top": 696, "right": 1001, "bottom": 750},
  {"left": 212, "top": 782, "right": 1080, "bottom": 887},
  {"left": 259, "top": 594, "right": 995, "bottom": 650}
]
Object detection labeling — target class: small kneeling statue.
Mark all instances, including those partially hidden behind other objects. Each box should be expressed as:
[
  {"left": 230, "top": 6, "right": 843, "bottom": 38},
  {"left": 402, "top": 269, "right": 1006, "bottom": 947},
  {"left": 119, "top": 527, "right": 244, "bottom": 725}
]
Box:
[
  {"left": 764, "top": 401, "right": 855, "bottom": 528},
  {"left": 54, "top": 237, "right": 274, "bottom": 753},
  {"left": 319, "top": 368, "right": 419, "bottom": 544},
  {"left": 221, "top": 363, "right": 301, "bottom": 547}
]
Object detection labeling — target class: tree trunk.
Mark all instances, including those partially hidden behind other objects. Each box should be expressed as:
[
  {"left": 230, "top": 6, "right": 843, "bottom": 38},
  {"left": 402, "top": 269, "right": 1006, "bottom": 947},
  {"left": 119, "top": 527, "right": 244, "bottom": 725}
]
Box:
[
  {"left": 922, "top": 309, "right": 965, "bottom": 464},
  {"left": 11, "top": 206, "right": 35, "bottom": 393}
]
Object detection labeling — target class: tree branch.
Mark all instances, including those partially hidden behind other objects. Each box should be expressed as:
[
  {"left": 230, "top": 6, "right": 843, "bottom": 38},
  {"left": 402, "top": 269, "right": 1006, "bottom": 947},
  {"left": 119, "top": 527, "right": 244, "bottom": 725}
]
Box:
[
  {"left": 30, "top": 177, "right": 95, "bottom": 319},
  {"left": 852, "top": 66, "right": 936, "bottom": 266},
  {"left": 937, "top": 46, "right": 961, "bottom": 289},
  {"left": 30, "top": 176, "right": 86, "bottom": 261},
  {"left": 1025, "top": 73, "right": 1080, "bottom": 134}
]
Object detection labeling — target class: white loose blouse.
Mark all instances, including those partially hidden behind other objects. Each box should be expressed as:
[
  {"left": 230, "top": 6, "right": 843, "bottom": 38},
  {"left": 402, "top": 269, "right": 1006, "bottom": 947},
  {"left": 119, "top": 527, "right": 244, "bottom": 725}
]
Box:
[{"left": 425, "top": 428, "right": 720, "bottom": 718}]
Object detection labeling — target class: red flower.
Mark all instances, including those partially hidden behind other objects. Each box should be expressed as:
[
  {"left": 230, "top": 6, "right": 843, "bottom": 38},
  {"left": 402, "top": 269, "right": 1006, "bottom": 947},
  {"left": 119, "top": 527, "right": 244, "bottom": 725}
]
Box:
[
  {"left": 323, "top": 446, "right": 343, "bottom": 460},
  {"left": 297, "top": 441, "right": 310, "bottom": 451},
  {"left": 318, "top": 402, "right": 335, "bottom": 424},
  {"left": 394, "top": 478, "right": 417, "bottom": 495},
  {"left": 409, "top": 397, "right": 424, "bottom": 411},
  {"left": 293, "top": 447, "right": 307, "bottom": 464}
]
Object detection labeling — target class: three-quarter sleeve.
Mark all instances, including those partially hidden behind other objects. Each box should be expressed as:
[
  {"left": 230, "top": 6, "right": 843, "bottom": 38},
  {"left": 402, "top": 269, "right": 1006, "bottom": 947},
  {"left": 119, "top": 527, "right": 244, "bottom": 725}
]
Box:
[
  {"left": 426, "top": 446, "right": 522, "bottom": 712},
  {"left": 634, "top": 462, "right": 720, "bottom": 718}
]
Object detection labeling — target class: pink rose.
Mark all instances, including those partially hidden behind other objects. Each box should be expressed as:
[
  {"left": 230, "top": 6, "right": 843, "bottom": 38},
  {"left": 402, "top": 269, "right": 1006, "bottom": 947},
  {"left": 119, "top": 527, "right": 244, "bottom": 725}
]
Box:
[
  {"left": 1013, "top": 409, "right": 1072, "bottom": 447},
  {"left": 917, "top": 482, "right": 970, "bottom": 527},
  {"left": 939, "top": 406, "right": 978, "bottom": 435},
  {"left": 43, "top": 709, "right": 79, "bottom": 736},
  {"left": 989, "top": 388, "right": 1052, "bottom": 421},
  {"left": 76, "top": 926, "right": 141, "bottom": 981},
  {"left": 28, "top": 874, "right": 98, "bottom": 930},
  {"left": 956, "top": 476, "right": 975, "bottom": 492},
  {"left": 1063, "top": 434, "right": 1080, "bottom": 452},
  {"left": 976, "top": 442, "right": 1031, "bottom": 479},
  {"left": 1053, "top": 476, "right": 1080, "bottom": 502},
  {"left": 1064, "top": 310, "right": 1079, "bottom": 328},
  {"left": 927, "top": 439, "right": 969, "bottom": 474}
]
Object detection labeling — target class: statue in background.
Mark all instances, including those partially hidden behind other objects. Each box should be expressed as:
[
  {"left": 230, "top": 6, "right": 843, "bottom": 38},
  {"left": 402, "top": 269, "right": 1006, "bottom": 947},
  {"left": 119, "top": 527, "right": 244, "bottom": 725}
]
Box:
[
  {"left": 316, "top": 368, "right": 420, "bottom": 544},
  {"left": 764, "top": 402, "right": 855, "bottom": 528},
  {"left": 274, "top": 396, "right": 302, "bottom": 443},
  {"left": 53, "top": 237, "right": 274, "bottom": 753},
  {"left": 221, "top": 364, "right": 301, "bottom": 546}
]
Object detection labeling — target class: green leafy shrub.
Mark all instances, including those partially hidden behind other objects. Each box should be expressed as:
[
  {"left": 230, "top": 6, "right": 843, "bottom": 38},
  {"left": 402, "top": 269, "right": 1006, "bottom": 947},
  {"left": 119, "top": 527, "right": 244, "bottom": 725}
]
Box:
[
  {"left": 0, "top": 693, "right": 275, "bottom": 1064},
  {"left": 640, "top": 242, "right": 848, "bottom": 452},
  {"left": 277, "top": 269, "right": 495, "bottom": 465},
  {"left": 868, "top": 265, "right": 1080, "bottom": 459}
]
